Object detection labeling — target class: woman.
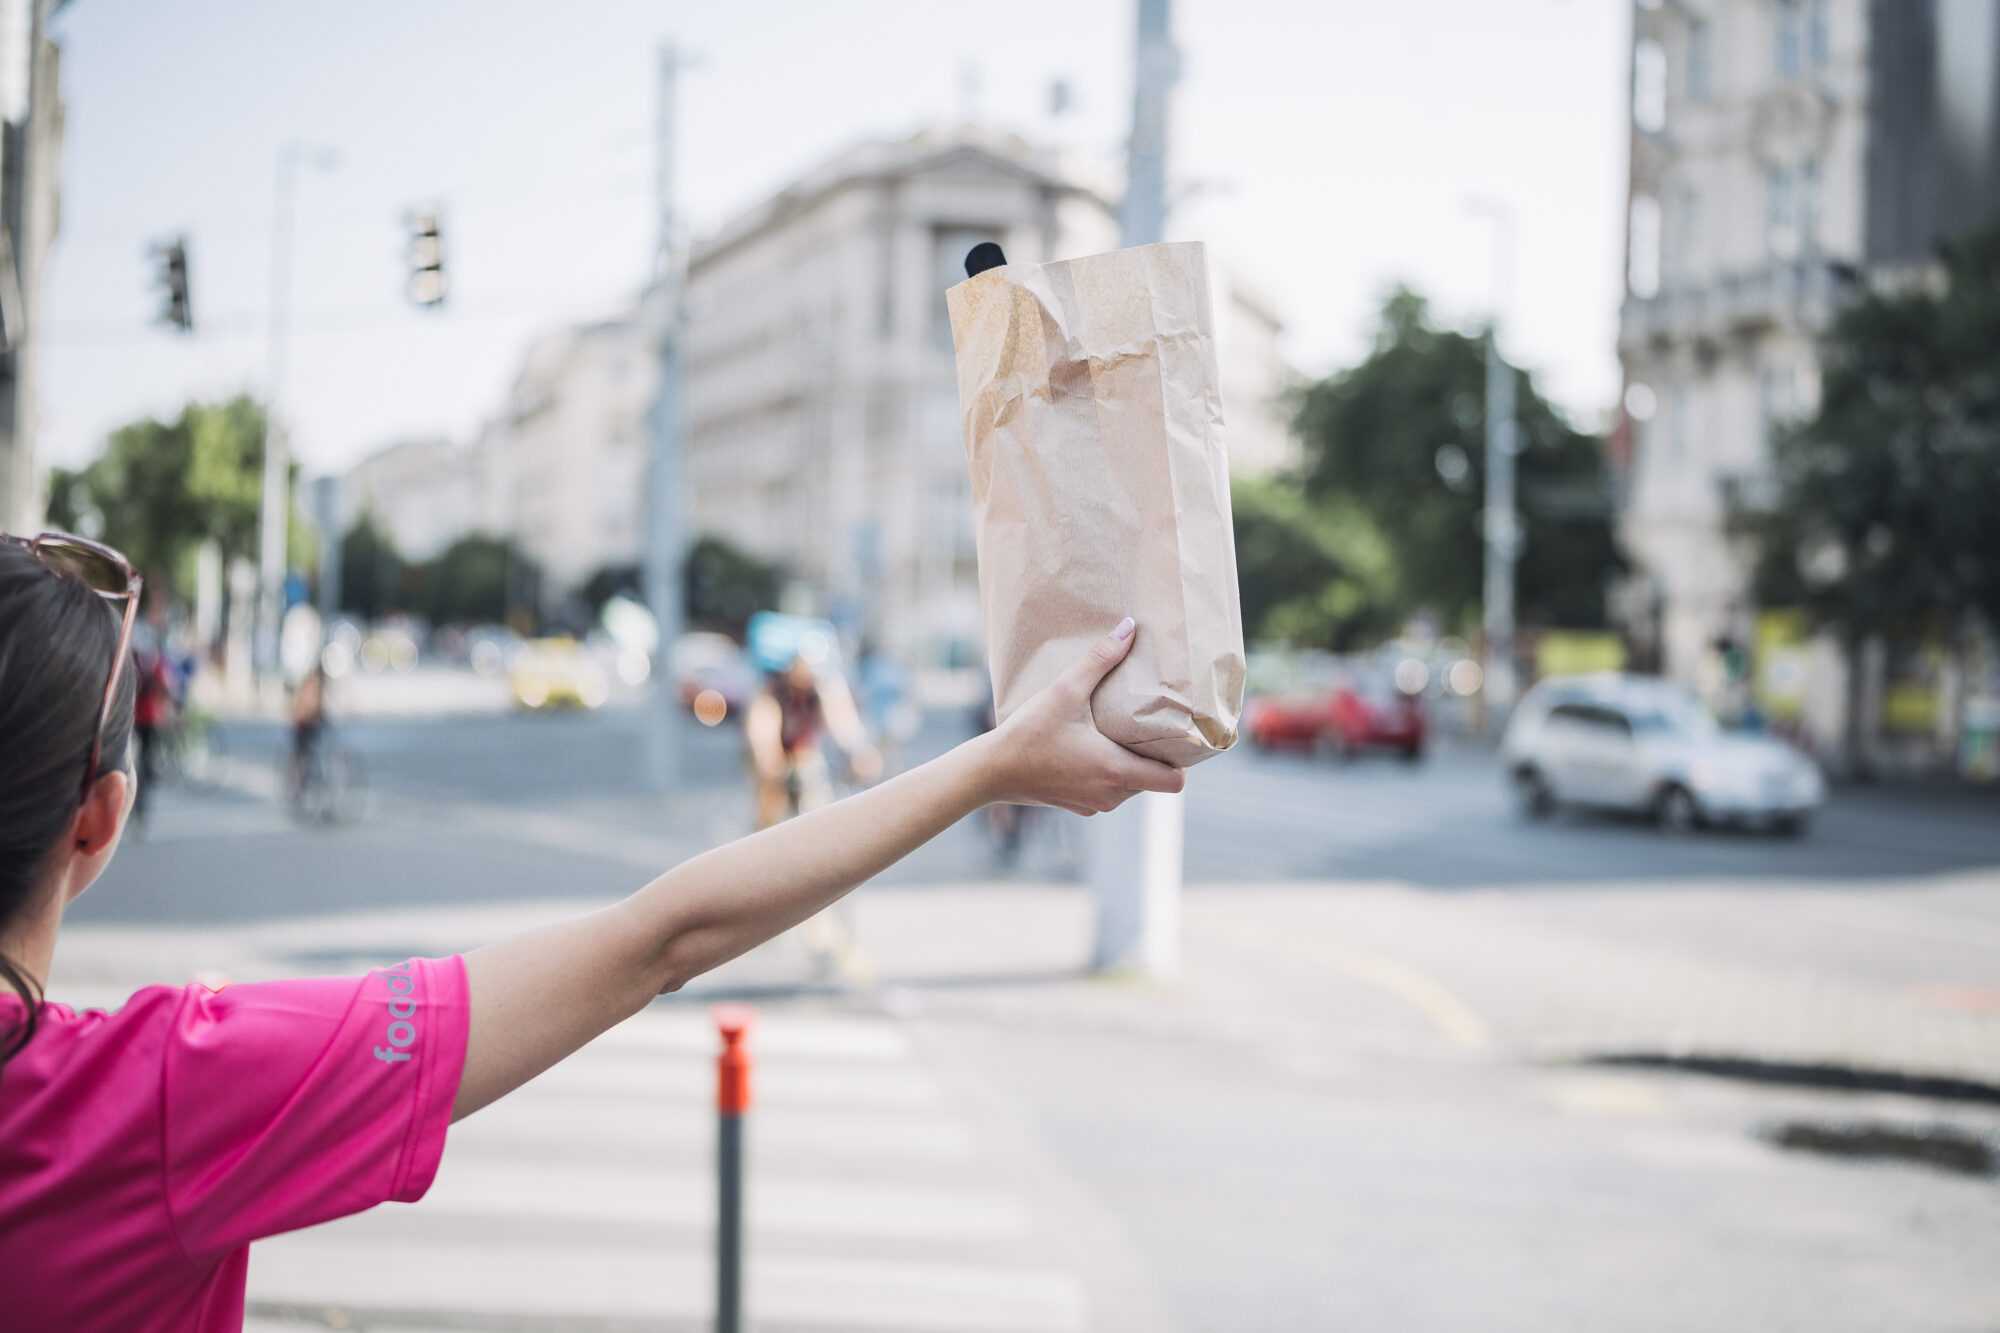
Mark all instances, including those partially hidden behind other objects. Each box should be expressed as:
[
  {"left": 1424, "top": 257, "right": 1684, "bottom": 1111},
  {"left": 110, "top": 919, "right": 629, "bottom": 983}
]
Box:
[{"left": 0, "top": 532, "right": 1182, "bottom": 1331}]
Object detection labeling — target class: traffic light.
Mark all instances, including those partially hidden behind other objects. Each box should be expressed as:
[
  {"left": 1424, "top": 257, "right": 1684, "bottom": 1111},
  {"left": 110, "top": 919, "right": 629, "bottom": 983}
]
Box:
[
  {"left": 404, "top": 210, "right": 447, "bottom": 309},
  {"left": 150, "top": 236, "right": 192, "bottom": 333}
]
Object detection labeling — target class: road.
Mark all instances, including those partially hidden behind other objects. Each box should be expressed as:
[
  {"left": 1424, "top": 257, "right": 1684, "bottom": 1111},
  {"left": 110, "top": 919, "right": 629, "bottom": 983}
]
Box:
[
  {"left": 56, "top": 703, "right": 2000, "bottom": 1331},
  {"left": 90, "top": 703, "right": 2000, "bottom": 920}
]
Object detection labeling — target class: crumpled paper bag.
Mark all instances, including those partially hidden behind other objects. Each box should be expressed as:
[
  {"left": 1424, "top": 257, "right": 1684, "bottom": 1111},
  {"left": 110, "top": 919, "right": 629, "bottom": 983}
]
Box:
[{"left": 945, "top": 240, "right": 1246, "bottom": 767}]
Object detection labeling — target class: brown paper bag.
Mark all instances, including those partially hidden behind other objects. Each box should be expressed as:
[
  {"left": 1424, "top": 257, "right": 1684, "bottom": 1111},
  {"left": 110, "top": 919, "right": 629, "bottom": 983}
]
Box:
[{"left": 945, "top": 240, "right": 1246, "bottom": 767}]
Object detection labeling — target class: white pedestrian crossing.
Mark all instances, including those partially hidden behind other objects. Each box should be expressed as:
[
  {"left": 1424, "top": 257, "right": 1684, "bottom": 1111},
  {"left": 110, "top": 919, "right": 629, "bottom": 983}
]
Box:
[{"left": 244, "top": 1007, "right": 1089, "bottom": 1331}]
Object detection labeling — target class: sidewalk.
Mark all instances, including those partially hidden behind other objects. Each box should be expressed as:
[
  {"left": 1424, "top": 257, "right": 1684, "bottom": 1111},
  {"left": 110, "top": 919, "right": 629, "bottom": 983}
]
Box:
[{"left": 192, "top": 664, "right": 517, "bottom": 723}]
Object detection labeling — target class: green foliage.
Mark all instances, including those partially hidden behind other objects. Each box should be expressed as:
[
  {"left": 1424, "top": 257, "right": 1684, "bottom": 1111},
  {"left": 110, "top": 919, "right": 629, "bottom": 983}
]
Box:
[
  {"left": 1231, "top": 474, "right": 1396, "bottom": 649},
  {"left": 684, "top": 534, "right": 782, "bottom": 639},
  {"left": 337, "top": 520, "right": 541, "bottom": 627},
  {"left": 1290, "top": 287, "right": 1623, "bottom": 631},
  {"left": 579, "top": 563, "right": 642, "bottom": 613},
  {"left": 338, "top": 514, "right": 404, "bottom": 622},
  {"left": 1741, "top": 225, "right": 2000, "bottom": 642},
  {"left": 424, "top": 533, "right": 535, "bottom": 627},
  {"left": 47, "top": 396, "right": 286, "bottom": 599}
]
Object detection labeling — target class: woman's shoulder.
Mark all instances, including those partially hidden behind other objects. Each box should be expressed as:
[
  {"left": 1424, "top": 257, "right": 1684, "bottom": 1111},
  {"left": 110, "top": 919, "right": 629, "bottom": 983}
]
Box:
[{"left": 3, "top": 983, "right": 205, "bottom": 1064}]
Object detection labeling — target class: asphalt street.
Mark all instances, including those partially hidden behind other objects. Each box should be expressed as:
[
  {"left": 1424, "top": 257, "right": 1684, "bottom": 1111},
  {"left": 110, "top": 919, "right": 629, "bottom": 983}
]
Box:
[
  {"left": 85, "top": 703, "right": 2000, "bottom": 924},
  {"left": 56, "top": 702, "right": 2000, "bottom": 1331}
]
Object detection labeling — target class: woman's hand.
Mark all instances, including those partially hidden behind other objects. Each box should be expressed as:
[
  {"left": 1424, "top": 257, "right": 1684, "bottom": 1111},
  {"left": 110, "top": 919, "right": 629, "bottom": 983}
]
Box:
[{"left": 978, "top": 617, "right": 1187, "bottom": 815}]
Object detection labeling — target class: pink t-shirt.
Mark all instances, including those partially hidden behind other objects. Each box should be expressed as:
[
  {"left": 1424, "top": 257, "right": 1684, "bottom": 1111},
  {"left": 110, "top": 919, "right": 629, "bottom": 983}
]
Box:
[{"left": 0, "top": 956, "right": 469, "bottom": 1332}]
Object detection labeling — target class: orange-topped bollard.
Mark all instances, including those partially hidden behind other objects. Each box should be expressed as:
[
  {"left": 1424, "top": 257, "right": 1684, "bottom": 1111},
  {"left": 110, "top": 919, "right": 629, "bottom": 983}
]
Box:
[
  {"left": 712, "top": 1005, "right": 754, "bottom": 1333},
  {"left": 714, "top": 1004, "right": 754, "bottom": 1115}
]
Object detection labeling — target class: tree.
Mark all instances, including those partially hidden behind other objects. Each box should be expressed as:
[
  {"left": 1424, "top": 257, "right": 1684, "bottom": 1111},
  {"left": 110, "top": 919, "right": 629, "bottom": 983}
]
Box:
[
  {"left": 579, "top": 562, "right": 642, "bottom": 614},
  {"left": 683, "top": 535, "right": 782, "bottom": 640},
  {"left": 1744, "top": 228, "right": 2000, "bottom": 642},
  {"left": 423, "top": 533, "right": 536, "bottom": 627},
  {"left": 47, "top": 396, "right": 289, "bottom": 598},
  {"left": 1291, "top": 288, "right": 1624, "bottom": 632},
  {"left": 338, "top": 515, "right": 405, "bottom": 622},
  {"left": 1738, "top": 223, "right": 2000, "bottom": 765},
  {"left": 1231, "top": 474, "right": 1396, "bottom": 649}
]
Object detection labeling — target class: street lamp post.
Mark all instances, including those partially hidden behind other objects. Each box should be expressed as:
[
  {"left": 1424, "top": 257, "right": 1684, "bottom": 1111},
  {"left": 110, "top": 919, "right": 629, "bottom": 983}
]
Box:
[
  {"left": 255, "top": 142, "right": 338, "bottom": 690},
  {"left": 644, "top": 43, "right": 698, "bottom": 791},
  {"left": 1089, "top": 0, "right": 1185, "bottom": 978},
  {"left": 1464, "top": 197, "right": 1520, "bottom": 726}
]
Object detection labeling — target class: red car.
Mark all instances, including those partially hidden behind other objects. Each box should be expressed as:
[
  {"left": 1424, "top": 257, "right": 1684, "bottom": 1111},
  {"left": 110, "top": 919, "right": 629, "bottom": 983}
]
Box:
[{"left": 1246, "top": 674, "right": 1426, "bottom": 761}]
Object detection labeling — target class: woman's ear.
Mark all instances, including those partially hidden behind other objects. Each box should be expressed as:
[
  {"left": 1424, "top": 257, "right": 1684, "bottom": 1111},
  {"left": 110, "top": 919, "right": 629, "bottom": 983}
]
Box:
[{"left": 69, "top": 769, "right": 132, "bottom": 891}]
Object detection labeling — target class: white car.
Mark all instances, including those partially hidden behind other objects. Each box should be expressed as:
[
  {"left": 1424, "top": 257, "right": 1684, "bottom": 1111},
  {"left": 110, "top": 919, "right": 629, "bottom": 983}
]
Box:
[{"left": 1501, "top": 674, "right": 1825, "bottom": 835}]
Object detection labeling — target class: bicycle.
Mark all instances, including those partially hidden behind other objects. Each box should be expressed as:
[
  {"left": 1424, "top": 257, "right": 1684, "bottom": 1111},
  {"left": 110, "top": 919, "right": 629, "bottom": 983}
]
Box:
[{"left": 289, "top": 730, "right": 367, "bottom": 826}]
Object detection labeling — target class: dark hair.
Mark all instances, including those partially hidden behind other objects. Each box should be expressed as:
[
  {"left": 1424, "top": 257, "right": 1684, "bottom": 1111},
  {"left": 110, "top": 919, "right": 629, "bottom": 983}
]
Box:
[{"left": 0, "top": 540, "right": 136, "bottom": 1070}]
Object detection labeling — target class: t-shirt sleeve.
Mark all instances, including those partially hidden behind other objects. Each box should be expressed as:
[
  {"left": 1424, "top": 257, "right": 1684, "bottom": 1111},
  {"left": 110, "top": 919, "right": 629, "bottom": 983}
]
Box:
[{"left": 161, "top": 955, "right": 470, "bottom": 1263}]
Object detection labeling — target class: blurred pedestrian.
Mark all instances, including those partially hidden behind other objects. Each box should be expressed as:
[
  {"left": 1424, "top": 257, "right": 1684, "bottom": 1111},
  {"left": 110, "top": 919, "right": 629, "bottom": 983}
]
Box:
[
  {"left": 130, "top": 628, "right": 174, "bottom": 828},
  {"left": 0, "top": 531, "right": 1183, "bottom": 1330}
]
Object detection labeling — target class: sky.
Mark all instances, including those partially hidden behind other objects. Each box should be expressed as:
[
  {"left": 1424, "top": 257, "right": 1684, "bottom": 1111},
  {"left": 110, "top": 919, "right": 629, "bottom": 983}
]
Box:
[{"left": 39, "top": 0, "right": 1629, "bottom": 477}]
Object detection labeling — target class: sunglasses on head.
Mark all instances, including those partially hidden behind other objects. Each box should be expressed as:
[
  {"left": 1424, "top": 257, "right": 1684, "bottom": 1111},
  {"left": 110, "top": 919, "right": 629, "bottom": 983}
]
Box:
[{"left": 2, "top": 531, "right": 144, "bottom": 797}]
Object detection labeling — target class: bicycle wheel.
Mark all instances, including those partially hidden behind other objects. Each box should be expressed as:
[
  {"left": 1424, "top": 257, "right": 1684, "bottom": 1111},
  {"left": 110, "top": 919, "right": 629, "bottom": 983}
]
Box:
[{"left": 320, "top": 748, "right": 367, "bottom": 825}]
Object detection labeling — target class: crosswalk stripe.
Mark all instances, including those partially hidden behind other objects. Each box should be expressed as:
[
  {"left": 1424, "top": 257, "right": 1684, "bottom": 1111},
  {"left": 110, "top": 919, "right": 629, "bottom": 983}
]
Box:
[
  {"left": 412, "top": 1159, "right": 1032, "bottom": 1239},
  {"left": 597, "top": 1010, "right": 916, "bottom": 1061},
  {"left": 452, "top": 1096, "right": 976, "bottom": 1163},
  {"left": 526, "top": 1049, "right": 945, "bottom": 1109},
  {"left": 248, "top": 1236, "right": 1089, "bottom": 1332}
]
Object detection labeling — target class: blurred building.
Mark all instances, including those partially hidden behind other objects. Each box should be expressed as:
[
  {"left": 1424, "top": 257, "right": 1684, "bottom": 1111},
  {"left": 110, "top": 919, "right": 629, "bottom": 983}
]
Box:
[
  {"left": 395, "top": 126, "right": 1294, "bottom": 647},
  {"left": 490, "top": 317, "right": 653, "bottom": 598},
  {"left": 678, "top": 126, "right": 1293, "bottom": 666},
  {"left": 339, "top": 434, "right": 508, "bottom": 563},
  {"left": 1616, "top": 0, "right": 2000, "bottom": 738},
  {"left": 0, "top": 0, "right": 60, "bottom": 533}
]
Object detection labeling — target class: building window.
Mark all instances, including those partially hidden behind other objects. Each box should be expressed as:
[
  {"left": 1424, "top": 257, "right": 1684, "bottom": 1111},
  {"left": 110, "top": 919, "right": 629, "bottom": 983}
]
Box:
[
  {"left": 1629, "top": 194, "right": 1662, "bottom": 297},
  {"left": 1807, "top": 0, "right": 1831, "bottom": 65},
  {"left": 1670, "top": 184, "right": 1702, "bottom": 284},
  {"left": 1687, "top": 19, "right": 1713, "bottom": 102},
  {"left": 1765, "top": 164, "right": 1799, "bottom": 259},
  {"left": 1633, "top": 39, "right": 1668, "bottom": 133},
  {"left": 1798, "top": 156, "right": 1820, "bottom": 254},
  {"left": 1775, "top": 0, "right": 1804, "bottom": 78}
]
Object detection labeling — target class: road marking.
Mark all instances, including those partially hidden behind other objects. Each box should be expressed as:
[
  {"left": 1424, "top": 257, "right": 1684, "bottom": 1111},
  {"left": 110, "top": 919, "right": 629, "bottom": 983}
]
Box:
[
  {"left": 451, "top": 1096, "right": 977, "bottom": 1162},
  {"left": 593, "top": 1009, "right": 915, "bottom": 1061},
  {"left": 525, "top": 1047, "right": 945, "bottom": 1108},
  {"left": 1321, "top": 948, "right": 1494, "bottom": 1051},
  {"left": 249, "top": 1237, "right": 1088, "bottom": 1331},
  {"left": 1540, "top": 1072, "right": 1668, "bottom": 1116},
  {"left": 415, "top": 1159, "right": 1033, "bottom": 1238}
]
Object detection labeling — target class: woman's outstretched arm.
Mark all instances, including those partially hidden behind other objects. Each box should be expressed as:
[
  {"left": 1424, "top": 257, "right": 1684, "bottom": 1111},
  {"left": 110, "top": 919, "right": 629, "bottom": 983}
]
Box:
[{"left": 452, "top": 619, "right": 1181, "bottom": 1120}]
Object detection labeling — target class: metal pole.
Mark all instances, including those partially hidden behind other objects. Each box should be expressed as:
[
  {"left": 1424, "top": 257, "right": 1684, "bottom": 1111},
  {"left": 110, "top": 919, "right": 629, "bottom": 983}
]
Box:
[
  {"left": 645, "top": 42, "right": 693, "bottom": 790},
  {"left": 256, "top": 148, "right": 297, "bottom": 687},
  {"left": 310, "top": 475, "right": 342, "bottom": 628},
  {"left": 1482, "top": 332, "right": 1519, "bottom": 717},
  {"left": 1090, "top": 0, "right": 1185, "bottom": 977},
  {"left": 713, "top": 1005, "right": 753, "bottom": 1333},
  {"left": 1119, "top": 0, "right": 1176, "bottom": 248},
  {"left": 1468, "top": 199, "right": 1519, "bottom": 723}
]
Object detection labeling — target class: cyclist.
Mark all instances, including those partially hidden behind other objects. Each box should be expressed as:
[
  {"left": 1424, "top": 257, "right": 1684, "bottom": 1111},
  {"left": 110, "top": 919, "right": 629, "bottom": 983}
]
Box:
[
  {"left": 746, "top": 648, "right": 881, "bottom": 830},
  {"left": 745, "top": 641, "right": 882, "bottom": 977},
  {"left": 289, "top": 661, "right": 328, "bottom": 803}
]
